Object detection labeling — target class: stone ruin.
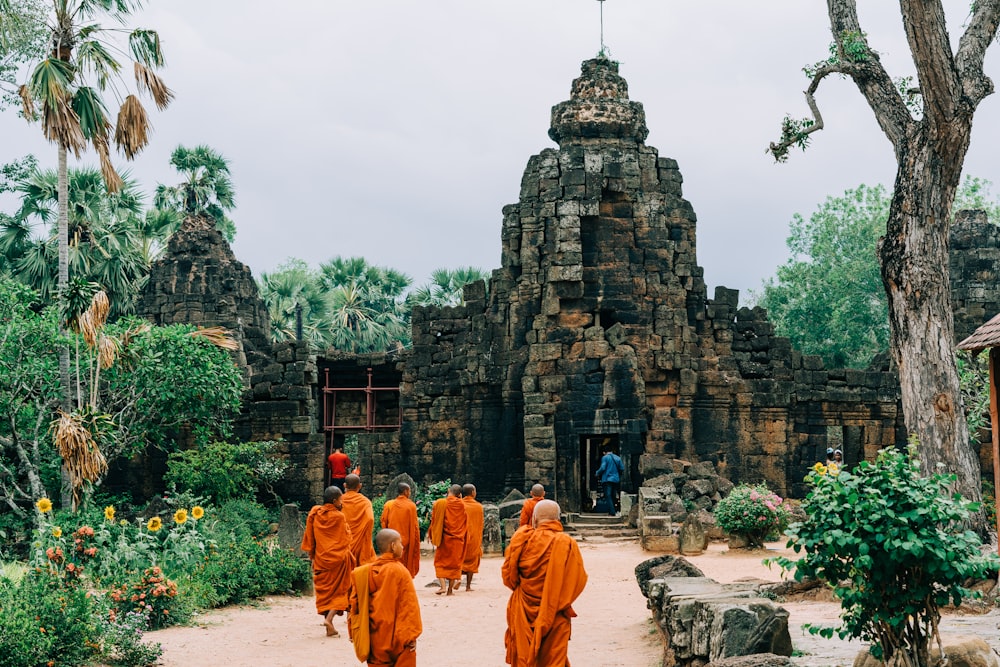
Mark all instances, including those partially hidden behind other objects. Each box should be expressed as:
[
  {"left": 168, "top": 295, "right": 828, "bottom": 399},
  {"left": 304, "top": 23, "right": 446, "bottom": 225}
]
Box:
[{"left": 136, "top": 58, "right": 1000, "bottom": 514}]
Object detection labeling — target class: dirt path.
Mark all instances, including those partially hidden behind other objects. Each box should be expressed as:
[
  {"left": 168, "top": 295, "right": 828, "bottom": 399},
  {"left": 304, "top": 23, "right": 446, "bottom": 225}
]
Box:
[{"left": 149, "top": 540, "right": 1000, "bottom": 667}]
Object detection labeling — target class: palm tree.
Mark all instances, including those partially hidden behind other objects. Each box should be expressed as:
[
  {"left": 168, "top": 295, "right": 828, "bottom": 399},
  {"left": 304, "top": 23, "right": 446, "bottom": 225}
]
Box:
[
  {"left": 3, "top": 0, "right": 171, "bottom": 419},
  {"left": 407, "top": 266, "right": 490, "bottom": 307},
  {"left": 258, "top": 258, "right": 328, "bottom": 346},
  {"left": 319, "top": 256, "right": 411, "bottom": 353},
  {"left": 153, "top": 144, "right": 236, "bottom": 242},
  {"left": 1, "top": 166, "right": 148, "bottom": 317}
]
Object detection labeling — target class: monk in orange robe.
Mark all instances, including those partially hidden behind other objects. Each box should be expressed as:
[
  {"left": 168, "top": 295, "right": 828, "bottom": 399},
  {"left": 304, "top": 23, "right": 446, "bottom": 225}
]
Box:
[
  {"left": 461, "top": 483, "right": 484, "bottom": 591},
  {"left": 379, "top": 482, "right": 421, "bottom": 577},
  {"left": 300, "top": 486, "right": 355, "bottom": 637},
  {"left": 503, "top": 499, "right": 588, "bottom": 667},
  {"left": 518, "top": 484, "right": 545, "bottom": 527},
  {"left": 341, "top": 473, "right": 377, "bottom": 566},
  {"left": 349, "top": 529, "right": 423, "bottom": 666},
  {"left": 429, "top": 484, "right": 467, "bottom": 595}
]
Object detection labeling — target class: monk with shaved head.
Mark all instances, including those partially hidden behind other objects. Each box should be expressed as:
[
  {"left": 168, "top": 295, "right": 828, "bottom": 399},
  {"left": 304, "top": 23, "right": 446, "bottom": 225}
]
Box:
[
  {"left": 429, "top": 483, "right": 468, "bottom": 595},
  {"left": 380, "top": 481, "right": 421, "bottom": 577},
  {"left": 518, "top": 484, "right": 546, "bottom": 527},
  {"left": 349, "top": 529, "right": 422, "bottom": 666},
  {"left": 461, "top": 483, "right": 484, "bottom": 591},
  {"left": 300, "top": 486, "right": 354, "bottom": 637},
  {"left": 342, "top": 473, "right": 377, "bottom": 566},
  {"left": 503, "top": 499, "right": 588, "bottom": 666}
]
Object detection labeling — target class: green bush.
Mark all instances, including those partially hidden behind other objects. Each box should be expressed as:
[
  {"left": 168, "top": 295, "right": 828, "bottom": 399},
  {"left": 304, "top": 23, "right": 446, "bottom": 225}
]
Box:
[
  {"left": 772, "top": 443, "right": 998, "bottom": 666},
  {"left": 107, "top": 566, "right": 182, "bottom": 630},
  {"left": 414, "top": 479, "right": 451, "bottom": 539},
  {"left": 189, "top": 532, "right": 309, "bottom": 607},
  {"left": 164, "top": 440, "right": 288, "bottom": 503},
  {"left": 713, "top": 483, "right": 791, "bottom": 548}
]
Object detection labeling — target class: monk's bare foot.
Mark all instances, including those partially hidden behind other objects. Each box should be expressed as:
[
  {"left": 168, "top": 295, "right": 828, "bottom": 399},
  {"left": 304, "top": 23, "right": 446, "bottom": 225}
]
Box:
[
  {"left": 465, "top": 586, "right": 473, "bottom": 591},
  {"left": 435, "top": 588, "right": 447, "bottom": 595},
  {"left": 446, "top": 590, "right": 454, "bottom": 596},
  {"left": 324, "top": 621, "right": 338, "bottom": 637}
]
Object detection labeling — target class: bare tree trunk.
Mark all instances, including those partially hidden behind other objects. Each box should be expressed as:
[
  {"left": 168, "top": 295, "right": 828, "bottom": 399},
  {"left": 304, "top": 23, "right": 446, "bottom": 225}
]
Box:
[
  {"left": 879, "top": 130, "right": 985, "bottom": 530},
  {"left": 58, "top": 142, "right": 72, "bottom": 509}
]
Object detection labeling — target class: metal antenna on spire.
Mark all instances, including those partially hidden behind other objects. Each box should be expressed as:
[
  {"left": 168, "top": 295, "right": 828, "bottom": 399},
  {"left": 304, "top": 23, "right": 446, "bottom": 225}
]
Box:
[{"left": 597, "top": 0, "right": 607, "bottom": 57}]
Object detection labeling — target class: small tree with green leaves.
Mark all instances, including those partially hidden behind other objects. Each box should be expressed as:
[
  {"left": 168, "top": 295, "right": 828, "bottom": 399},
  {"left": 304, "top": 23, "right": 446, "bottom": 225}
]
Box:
[{"left": 773, "top": 442, "right": 997, "bottom": 666}]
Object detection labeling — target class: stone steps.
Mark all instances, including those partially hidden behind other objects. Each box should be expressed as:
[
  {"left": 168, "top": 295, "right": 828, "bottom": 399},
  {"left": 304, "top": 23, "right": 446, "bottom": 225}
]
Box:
[{"left": 564, "top": 513, "right": 640, "bottom": 543}]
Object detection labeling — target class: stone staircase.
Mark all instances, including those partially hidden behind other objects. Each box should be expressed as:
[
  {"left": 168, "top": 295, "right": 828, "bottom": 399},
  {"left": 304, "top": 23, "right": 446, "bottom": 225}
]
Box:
[{"left": 563, "top": 513, "right": 640, "bottom": 543}]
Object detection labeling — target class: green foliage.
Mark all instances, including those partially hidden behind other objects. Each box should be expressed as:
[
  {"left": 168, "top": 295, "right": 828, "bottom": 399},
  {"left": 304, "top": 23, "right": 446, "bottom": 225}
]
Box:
[
  {"left": 0, "top": 571, "right": 100, "bottom": 667},
  {"left": 97, "top": 608, "right": 163, "bottom": 667},
  {"left": 371, "top": 493, "right": 387, "bottom": 543},
  {"left": 164, "top": 440, "right": 288, "bottom": 503},
  {"left": 187, "top": 531, "right": 308, "bottom": 607},
  {"left": 957, "top": 350, "right": 990, "bottom": 438},
  {"left": 772, "top": 443, "right": 998, "bottom": 665},
  {"left": 755, "top": 178, "right": 1000, "bottom": 369},
  {"left": 713, "top": 484, "right": 791, "bottom": 548},
  {"left": 771, "top": 115, "right": 815, "bottom": 162},
  {"left": 102, "top": 323, "right": 244, "bottom": 456},
  {"left": 0, "top": 0, "right": 47, "bottom": 110},
  {"left": 107, "top": 566, "right": 180, "bottom": 630},
  {"left": 406, "top": 266, "right": 490, "bottom": 308},
  {"left": 414, "top": 479, "right": 451, "bottom": 539}
]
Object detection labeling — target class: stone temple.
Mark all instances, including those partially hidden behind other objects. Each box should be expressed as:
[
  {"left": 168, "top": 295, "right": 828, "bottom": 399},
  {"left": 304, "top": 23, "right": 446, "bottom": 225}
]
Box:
[{"left": 139, "top": 58, "right": 1000, "bottom": 510}]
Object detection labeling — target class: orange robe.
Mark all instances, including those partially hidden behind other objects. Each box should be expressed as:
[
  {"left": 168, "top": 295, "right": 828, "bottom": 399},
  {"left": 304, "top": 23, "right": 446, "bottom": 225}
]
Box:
[
  {"left": 349, "top": 553, "right": 423, "bottom": 667},
  {"left": 300, "top": 503, "right": 354, "bottom": 615},
  {"left": 341, "top": 490, "right": 378, "bottom": 566},
  {"left": 462, "top": 496, "right": 484, "bottom": 574},
  {"left": 519, "top": 496, "right": 543, "bottom": 527},
  {"left": 380, "top": 495, "right": 421, "bottom": 577},
  {"left": 502, "top": 521, "right": 588, "bottom": 667},
  {"left": 429, "top": 496, "right": 467, "bottom": 580}
]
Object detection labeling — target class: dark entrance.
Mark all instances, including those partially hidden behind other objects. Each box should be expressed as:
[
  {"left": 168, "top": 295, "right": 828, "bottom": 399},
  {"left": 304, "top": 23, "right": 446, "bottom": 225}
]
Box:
[{"left": 578, "top": 434, "right": 620, "bottom": 513}]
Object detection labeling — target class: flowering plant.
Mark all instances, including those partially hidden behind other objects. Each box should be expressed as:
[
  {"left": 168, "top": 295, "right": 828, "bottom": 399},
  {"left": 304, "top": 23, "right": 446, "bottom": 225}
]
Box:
[
  {"left": 108, "top": 566, "right": 179, "bottom": 630},
  {"left": 713, "top": 483, "right": 791, "bottom": 548}
]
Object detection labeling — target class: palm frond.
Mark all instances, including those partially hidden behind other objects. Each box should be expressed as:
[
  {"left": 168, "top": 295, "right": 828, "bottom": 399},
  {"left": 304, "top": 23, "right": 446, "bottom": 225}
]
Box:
[
  {"left": 96, "top": 332, "right": 119, "bottom": 369},
  {"left": 189, "top": 325, "right": 239, "bottom": 350},
  {"left": 133, "top": 61, "right": 172, "bottom": 109},
  {"left": 72, "top": 86, "right": 111, "bottom": 139},
  {"left": 92, "top": 133, "right": 123, "bottom": 193},
  {"left": 76, "top": 38, "right": 120, "bottom": 89},
  {"left": 113, "top": 94, "right": 148, "bottom": 159},
  {"left": 128, "top": 28, "right": 165, "bottom": 67},
  {"left": 18, "top": 84, "right": 35, "bottom": 120}
]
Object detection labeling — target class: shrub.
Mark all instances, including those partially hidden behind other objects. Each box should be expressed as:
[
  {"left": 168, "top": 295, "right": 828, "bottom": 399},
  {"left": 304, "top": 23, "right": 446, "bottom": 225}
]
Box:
[
  {"left": 98, "top": 608, "right": 163, "bottom": 667},
  {"left": 164, "top": 440, "right": 288, "bottom": 503},
  {"left": 713, "top": 483, "right": 791, "bottom": 548},
  {"left": 188, "top": 532, "right": 309, "bottom": 607},
  {"left": 414, "top": 479, "right": 451, "bottom": 539},
  {"left": 108, "top": 566, "right": 182, "bottom": 630},
  {"left": 772, "top": 443, "right": 998, "bottom": 666}
]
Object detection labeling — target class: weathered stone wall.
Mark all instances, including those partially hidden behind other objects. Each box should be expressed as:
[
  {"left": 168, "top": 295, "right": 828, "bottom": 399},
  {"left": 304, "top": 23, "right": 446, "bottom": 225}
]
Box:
[{"left": 951, "top": 209, "right": 1000, "bottom": 343}]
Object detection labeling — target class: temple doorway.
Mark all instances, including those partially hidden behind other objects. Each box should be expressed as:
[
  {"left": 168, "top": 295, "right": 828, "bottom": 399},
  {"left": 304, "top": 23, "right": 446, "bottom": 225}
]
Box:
[{"left": 578, "top": 434, "right": 620, "bottom": 513}]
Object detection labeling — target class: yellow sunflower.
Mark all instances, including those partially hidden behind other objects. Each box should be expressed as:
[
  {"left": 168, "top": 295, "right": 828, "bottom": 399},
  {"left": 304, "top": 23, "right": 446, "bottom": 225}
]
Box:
[
  {"left": 146, "top": 517, "right": 163, "bottom": 532},
  {"left": 191, "top": 506, "right": 205, "bottom": 520},
  {"left": 51, "top": 527, "right": 62, "bottom": 538},
  {"left": 812, "top": 462, "right": 828, "bottom": 476},
  {"left": 36, "top": 498, "right": 52, "bottom": 513},
  {"left": 104, "top": 505, "right": 115, "bottom": 522},
  {"left": 173, "top": 509, "right": 188, "bottom": 525}
]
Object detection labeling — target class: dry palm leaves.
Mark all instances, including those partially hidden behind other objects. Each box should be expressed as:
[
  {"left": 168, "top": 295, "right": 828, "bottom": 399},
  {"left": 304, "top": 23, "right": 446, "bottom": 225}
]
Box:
[
  {"left": 114, "top": 94, "right": 149, "bottom": 159},
  {"left": 52, "top": 409, "right": 109, "bottom": 494},
  {"left": 190, "top": 326, "right": 240, "bottom": 351},
  {"left": 96, "top": 334, "right": 120, "bottom": 370},
  {"left": 93, "top": 133, "right": 124, "bottom": 194},
  {"left": 134, "top": 61, "right": 174, "bottom": 110}
]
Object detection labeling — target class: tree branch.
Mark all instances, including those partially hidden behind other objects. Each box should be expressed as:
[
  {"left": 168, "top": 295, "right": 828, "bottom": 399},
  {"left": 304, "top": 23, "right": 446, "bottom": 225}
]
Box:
[
  {"left": 955, "top": 0, "right": 1000, "bottom": 105},
  {"left": 827, "top": 0, "right": 914, "bottom": 153},
  {"left": 768, "top": 64, "right": 840, "bottom": 161},
  {"left": 899, "top": 0, "right": 960, "bottom": 124}
]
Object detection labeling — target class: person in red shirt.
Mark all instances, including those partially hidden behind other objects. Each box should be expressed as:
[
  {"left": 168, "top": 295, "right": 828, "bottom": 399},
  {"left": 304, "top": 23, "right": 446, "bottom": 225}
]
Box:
[{"left": 328, "top": 445, "right": 351, "bottom": 491}]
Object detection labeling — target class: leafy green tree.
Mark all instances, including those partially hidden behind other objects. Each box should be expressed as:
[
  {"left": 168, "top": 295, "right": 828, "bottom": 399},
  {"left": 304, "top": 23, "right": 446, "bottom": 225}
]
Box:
[
  {"left": 1, "top": 166, "right": 149, "bottom": 316},
  {"left": 0, "top": 278, "right": 243, "bottom": 516},
  {"left": 153, "top": 144, "right": 236, "bottom": 243},
  {"left": 757, "top": 178, "right": 1000, "bottom": 369},
  {"left": 406, "top": 266, "right": 490, "bottom": 308},
  {"left": 0, "top": 0, "right": 46, "bottom": 109},
  {"left": 767, "top": 3, "right": 1000, "bottom": 530},
  {"left": 773, "top": 443, "right": 996, "bottom": 666}
]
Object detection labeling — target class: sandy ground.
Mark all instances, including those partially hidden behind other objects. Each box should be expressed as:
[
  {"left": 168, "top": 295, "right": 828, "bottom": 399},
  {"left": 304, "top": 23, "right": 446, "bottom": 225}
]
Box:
[{"left": 149, "top": 539, "right": 1000, "bottom": 667}]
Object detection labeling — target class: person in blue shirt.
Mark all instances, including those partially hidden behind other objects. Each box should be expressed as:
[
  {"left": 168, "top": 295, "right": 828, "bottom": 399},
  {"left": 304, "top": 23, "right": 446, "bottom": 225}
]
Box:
[{"left": 595, "top": 446, "right": 625, "bottom": 516}]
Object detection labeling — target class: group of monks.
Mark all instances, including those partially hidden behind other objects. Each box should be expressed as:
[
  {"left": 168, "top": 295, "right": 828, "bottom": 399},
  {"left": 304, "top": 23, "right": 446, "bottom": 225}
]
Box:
[{"left": 300, "top": 474, "right": 587, "bottom": 666}]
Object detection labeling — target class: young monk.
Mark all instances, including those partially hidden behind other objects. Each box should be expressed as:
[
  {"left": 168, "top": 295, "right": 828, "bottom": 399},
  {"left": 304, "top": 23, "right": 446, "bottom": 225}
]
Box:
[
  {"left": 428, "top": 483, "right": 467, "bottom": 595},
  {"left": 341, "top": 473, "right": 377, "bottom": 566},
  {"left": 461, "top": 483, "right": 484, "bottom": 591},
  {"left": 349, "top": 529, "right": 423, "bottom": 667},
  {"left": 503, "top": 499, "right": 588, "bottom": 666},
  {"left": 518, "top": 484, "right": 545, "bottom": 527},
  {"left": 300, "top": 486, "right": 355, "bottom": 637},
  {"left": 379, "top": 482, "right": 421, "bottom": 577}
]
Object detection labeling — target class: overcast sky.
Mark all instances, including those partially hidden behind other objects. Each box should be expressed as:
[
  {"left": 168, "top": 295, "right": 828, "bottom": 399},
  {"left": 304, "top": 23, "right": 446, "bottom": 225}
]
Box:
[{"left": 3, "top": 1, "right": 999, "bottom": 303}]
